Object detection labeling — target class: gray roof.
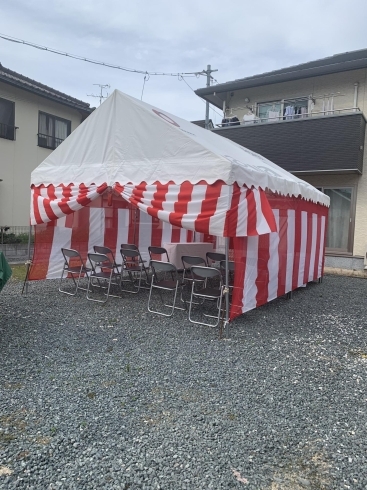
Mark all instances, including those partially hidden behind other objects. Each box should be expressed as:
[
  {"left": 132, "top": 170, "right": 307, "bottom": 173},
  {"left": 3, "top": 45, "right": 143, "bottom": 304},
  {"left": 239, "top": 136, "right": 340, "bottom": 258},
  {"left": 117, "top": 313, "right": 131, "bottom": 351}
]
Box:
[
  {"left": 195, "top": 48, "right": 367, "bottom": 107},
  {"left": 191, "top": 119, "right": 214, "bottom": 129},
  {"left": 0, "top": 63, "right": 93, "bottom": 114}
]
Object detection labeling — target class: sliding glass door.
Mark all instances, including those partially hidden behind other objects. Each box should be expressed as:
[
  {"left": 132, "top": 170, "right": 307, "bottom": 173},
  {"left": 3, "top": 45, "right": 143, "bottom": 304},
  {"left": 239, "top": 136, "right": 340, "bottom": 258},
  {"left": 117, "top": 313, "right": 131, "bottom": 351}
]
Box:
[{"left": 320, "top": 187, "right": 355, "bottom": 253}]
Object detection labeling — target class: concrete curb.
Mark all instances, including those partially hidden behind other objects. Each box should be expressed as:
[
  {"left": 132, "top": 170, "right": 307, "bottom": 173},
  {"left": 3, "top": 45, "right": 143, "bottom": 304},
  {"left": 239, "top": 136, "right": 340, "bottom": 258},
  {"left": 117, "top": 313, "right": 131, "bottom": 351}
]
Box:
[{"left": 325, "top": 266, "right": 367, "bottom": 279}]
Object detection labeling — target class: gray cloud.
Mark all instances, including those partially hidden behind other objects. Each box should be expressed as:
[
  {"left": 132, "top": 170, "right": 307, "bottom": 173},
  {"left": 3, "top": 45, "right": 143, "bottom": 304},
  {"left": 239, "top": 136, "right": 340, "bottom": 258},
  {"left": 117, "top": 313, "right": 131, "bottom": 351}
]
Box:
[{"left": 1, "top": 0, "right": 367, "bottom": 122}]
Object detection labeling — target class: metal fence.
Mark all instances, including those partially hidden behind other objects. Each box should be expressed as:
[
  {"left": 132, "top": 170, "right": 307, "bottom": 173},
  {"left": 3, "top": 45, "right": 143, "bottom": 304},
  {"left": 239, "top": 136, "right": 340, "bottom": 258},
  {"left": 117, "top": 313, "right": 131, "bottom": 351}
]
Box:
[
  {"left": 0, "top": 226, "right": 34, "bottom": 262},
  {"left": 216, "top": 107, "right": 362, "bottom": 127},
  {"left": 38, "top": 133, "right": 64, "bottom": 150}
]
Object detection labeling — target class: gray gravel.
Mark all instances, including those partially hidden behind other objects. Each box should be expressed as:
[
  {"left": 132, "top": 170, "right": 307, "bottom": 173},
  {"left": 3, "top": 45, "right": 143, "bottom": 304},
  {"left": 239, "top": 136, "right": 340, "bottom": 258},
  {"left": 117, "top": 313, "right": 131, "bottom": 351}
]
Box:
[{"left": 1, "top": 275, "right": 367, "bottom": 489}]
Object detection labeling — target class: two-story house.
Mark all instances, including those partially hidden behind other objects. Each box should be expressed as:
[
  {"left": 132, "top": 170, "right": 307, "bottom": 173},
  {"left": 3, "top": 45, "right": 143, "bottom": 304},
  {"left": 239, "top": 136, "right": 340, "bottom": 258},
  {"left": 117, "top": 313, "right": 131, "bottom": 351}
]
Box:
[
  {"left": 195, "top": 49, "right": 367, "bottom": 271},
  {"left": 0, "top": 63, "right": 93, "bottom": 227}
]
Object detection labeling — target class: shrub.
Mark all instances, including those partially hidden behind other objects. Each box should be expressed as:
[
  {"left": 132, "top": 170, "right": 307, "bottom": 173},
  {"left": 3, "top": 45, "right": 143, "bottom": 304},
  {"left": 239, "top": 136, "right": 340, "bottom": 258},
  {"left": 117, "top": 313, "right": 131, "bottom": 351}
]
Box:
[
  {"left": 0, "top": 232, "right": 34, "bottom": 244},
  {"left": 1, "top": 233, "right": 21, "bottom": 244}
]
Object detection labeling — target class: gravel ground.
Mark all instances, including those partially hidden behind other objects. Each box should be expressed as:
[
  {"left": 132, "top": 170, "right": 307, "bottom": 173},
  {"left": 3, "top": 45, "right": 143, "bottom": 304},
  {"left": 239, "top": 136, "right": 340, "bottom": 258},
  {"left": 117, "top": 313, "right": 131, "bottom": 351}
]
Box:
[{"left": 1, "top": 274, "right": 367, "bottom": 489}]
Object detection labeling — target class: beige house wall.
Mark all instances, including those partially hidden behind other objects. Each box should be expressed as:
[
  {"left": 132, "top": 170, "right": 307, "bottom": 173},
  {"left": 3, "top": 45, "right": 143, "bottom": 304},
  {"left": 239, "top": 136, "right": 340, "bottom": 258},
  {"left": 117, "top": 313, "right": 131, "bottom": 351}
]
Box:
[
  {"left": 0, "top": 83, "right": 83, "bottom": 226},
  {"left": 226, "top": 69, "right": 367, "bottom": 259},
  {"left": 227, "top": 68, "right": 367, "bottom": 121}
]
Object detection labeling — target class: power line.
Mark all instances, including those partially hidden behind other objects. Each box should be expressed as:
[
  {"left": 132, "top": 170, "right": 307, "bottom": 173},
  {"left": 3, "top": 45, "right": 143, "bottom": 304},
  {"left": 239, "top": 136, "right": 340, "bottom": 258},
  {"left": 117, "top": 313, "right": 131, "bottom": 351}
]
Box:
[
  {"left": 0, "top": 32, "right": 223, "bottom": 124},
  {"left": 180, "top": 75, "right": 223, "bottom": 119},
  {"left": 0, "top": 33, "right": 210, "bottom": 78}
]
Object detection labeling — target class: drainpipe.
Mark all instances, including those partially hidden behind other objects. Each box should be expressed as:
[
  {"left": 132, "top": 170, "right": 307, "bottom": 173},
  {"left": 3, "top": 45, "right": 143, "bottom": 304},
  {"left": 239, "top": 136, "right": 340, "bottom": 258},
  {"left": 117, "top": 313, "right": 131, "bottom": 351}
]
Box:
[{"left": 354, "top": 83, "right": 359, "bottom": 112}]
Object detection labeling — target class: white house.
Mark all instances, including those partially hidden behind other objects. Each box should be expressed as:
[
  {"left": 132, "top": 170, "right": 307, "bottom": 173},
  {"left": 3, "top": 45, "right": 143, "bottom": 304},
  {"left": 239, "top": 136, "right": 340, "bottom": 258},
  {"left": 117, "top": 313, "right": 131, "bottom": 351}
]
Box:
[
  {"left": 0, "top": 63, "right": 93, "bottom": 227},
  {"left": 196, "top": 48, "right": 367, "bottom": 270}
]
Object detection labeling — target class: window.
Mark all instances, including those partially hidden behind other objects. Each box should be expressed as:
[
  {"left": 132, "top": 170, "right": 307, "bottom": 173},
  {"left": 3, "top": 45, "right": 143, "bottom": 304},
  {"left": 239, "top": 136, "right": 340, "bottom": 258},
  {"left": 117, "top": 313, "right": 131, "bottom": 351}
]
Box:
[
  {"left": 257, "top": 100, "right": 282, "bottom": 122},
  {"left": 318, "top": 187, "right": 355, "bottom": 253},
  {"left": 38, "top": 112, "right": 71, "bottom": 149},
  {"left": 0, "top": 97, "right": 15, "bottom": 140},
  {"left": 256, "top": 98, "right": 309, "bottom": 123}
]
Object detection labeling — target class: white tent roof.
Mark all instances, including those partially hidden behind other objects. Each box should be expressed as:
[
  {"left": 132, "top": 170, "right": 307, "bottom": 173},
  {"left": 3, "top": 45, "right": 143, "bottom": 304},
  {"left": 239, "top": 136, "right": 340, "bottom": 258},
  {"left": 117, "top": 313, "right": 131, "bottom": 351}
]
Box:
[{"left": 31, "top": 89, "right": 329, "bottom": 206}]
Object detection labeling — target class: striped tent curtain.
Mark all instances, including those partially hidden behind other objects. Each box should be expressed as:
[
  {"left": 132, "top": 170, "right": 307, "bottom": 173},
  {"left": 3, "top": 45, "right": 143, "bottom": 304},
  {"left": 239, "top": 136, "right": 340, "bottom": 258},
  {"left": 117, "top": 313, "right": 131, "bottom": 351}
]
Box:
[{"left": 29, "top": 182, "right": 328, "bottom": 321}]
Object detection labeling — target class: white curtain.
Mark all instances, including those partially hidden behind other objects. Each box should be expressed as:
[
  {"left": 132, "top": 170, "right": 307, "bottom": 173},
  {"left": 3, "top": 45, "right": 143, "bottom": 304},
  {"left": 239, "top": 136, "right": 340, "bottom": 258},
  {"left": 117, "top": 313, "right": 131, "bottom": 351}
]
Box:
[
  {"left": 55, "top": 120, "right": 68, "bottom": 147},
  {"left": 325, "top": 188, "right": 351, "bottom": 250},
  {"left": 39, "top": 113, "right": 54, "bottom": 147},
  {"left": 39, "top": 114, "right": 68, "bottom": 148},
  {"left": 39, "top": 113, "right": 47, "bottom": 135}
]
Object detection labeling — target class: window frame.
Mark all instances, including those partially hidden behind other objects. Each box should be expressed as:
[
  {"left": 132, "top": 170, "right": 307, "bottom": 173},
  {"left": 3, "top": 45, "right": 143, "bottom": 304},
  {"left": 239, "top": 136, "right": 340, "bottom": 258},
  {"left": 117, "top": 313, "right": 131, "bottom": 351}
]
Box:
[
  {"left": 38, "top": 111, "right": 71, "bottom": 150},
  {"left": 0, "top": 97, "right": 15, "bottom": 141},
  {"left": 318, "top": 185, "right": 356, "bottom": 255},
  {"left": 256, "top": 100, "right": 282, "bottom": 121},
  {"left": 256, "top": 97, "right": 311, "bottom": 122}
]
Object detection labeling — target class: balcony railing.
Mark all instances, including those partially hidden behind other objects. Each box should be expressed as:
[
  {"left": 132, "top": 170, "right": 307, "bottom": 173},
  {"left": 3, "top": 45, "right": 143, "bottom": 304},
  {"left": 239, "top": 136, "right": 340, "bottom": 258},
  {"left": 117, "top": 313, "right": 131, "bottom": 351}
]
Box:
[
  {"left": 0, "top": 122, "right": 15, "bottom": 140},
  {"left": 38, "top": 133, "right": 64, "bottom": 150},
  {"left": 217, "top": 107, "right": 362, "bottom": 127}
]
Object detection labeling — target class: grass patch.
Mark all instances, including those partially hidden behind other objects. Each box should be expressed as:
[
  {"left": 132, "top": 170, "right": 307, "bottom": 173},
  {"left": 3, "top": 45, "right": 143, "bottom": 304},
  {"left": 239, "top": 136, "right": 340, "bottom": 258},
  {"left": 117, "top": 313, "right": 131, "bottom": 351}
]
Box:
[
  {"left": 10, "top": 264, "right": 27, "bottom": 282},
  {"left": 348, "top": 349, "right": 367, "bottom": 359},
  {"left": 35, "top": 436, "right": 51, "bottom": 445},
  {"left": 3, "top": 382, "right": 23, "bottom": 390},
  {"left": 0, "top": 433, "right": 15, "bottom": 444}
]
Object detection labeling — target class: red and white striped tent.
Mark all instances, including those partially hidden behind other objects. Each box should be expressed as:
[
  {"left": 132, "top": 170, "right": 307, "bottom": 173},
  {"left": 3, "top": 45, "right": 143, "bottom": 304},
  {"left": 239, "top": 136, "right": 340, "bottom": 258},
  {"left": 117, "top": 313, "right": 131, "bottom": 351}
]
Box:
[{"left": 29, "top": 89, "right": 329, "bottom": 323}]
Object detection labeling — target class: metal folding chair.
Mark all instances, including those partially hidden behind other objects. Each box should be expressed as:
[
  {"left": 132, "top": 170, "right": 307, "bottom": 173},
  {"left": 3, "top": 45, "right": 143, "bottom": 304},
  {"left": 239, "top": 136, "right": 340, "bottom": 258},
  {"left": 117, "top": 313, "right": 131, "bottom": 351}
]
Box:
[
  {"left": 86, "top": 252, "right": 121, "bottom": 303},
  {"left": 181, "top": 255, "right": 206, "bottom": 303},
  {"left": 219, "top": 260, "right": 235, "bottom": 294},
  {"left": 59, "top": 248, "right": 91, "bottom": 296},
  {"left": 121, "top": 244, "right": 148, "bottom": 266},
  {"left": 148, "top": 260, "right": 185, "bottom": 317},
  {"left": 188, "top": 266, "right": 224, "bottom": 327},
  {"left": 121, "top": 243, "right": 139, "bottom": 251},
  {"left": 93, "top": 245, "right": 122, "bottom": 274},
  {"left": 120, "top": 247, "right": 150, "bottom": 293},
  {"left": 149, "top": 245, "right": 174, "bottom": 281},
  {"left": 206, "top": 251, "right": 226, "bottom": 268},
  {"left": 148, "top": 246, "right": 169, "bottom": 262}
]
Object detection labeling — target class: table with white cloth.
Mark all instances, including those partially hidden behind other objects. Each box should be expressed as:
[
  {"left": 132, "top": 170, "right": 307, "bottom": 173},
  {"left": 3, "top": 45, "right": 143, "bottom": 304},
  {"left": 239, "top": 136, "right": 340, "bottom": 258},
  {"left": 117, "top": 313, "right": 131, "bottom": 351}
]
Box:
[{"left": 163, "top": 242, "right": 214, "bottom": 270}]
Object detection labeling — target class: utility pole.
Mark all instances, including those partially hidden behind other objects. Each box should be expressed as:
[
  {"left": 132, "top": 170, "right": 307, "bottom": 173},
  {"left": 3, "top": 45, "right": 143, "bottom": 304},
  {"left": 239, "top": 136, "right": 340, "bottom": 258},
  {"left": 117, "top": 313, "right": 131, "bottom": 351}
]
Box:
[
  {"left": 87, "top": 84, "right": 110, "bottom": 105},
  {"left": 203, "top": 65, "right": 218, "bottom": 129}
]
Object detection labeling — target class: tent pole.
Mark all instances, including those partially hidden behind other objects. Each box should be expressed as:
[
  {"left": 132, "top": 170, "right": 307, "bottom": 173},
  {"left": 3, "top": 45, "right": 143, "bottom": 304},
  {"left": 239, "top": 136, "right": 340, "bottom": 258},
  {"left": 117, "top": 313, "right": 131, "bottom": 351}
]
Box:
[
  {"left": 23, "top": 224, "right": 33, "bottom": 295},
  {"left": 224, "top": 236, "right": 230, "bottom": 337}
]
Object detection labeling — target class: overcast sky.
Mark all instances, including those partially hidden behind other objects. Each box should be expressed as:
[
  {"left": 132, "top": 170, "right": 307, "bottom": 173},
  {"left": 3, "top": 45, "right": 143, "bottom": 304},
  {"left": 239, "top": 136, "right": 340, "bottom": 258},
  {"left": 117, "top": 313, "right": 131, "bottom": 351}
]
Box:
[{"left": 1, "top": 0, "right": 367, "bottom": 125}]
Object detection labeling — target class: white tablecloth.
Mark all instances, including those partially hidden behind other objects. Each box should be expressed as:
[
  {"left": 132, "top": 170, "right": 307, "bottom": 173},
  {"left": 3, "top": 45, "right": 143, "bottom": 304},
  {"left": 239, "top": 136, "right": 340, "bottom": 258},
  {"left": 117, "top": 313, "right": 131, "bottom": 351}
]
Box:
[{"left": 163, "top": 242, "right": 214, "bottom": 269}]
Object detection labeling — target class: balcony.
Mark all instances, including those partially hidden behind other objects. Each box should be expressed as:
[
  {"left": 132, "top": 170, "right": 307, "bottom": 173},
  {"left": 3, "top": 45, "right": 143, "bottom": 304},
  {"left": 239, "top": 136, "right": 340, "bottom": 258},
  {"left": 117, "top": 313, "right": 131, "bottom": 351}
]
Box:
[{"left": 212, "top": 110, "right": 366, "bottom": 175}]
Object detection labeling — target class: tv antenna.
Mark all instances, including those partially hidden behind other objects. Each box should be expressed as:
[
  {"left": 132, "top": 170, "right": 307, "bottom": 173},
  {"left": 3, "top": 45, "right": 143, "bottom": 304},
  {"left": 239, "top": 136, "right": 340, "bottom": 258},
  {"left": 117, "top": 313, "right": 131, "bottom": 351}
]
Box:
[{"left": 87, "top": 84, "right": 110, "bottom": 105}]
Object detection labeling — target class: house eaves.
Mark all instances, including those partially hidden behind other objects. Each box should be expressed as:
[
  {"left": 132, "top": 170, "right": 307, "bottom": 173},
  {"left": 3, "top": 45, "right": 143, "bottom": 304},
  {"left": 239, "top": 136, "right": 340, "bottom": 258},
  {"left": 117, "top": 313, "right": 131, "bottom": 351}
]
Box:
[
  {"left": 0, "top": 63, "right": 93, "bottom": 115},
  {"left": 195, "top": 48, "right": 367, "bottom": 109}
]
